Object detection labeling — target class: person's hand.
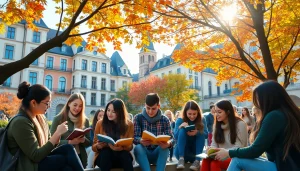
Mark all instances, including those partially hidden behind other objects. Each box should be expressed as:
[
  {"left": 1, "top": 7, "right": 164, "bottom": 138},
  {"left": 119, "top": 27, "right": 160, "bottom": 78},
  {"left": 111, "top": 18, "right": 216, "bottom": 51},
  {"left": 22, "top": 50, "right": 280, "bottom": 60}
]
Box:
[
  {"left": 140, "top": 139, "right": 152, "bottom": 146},
  {"left": 157, "top": 141, "right": 171, "bottom": 149},
  {"left": 56, "top": 121, "right": 68, "bottom": 135},
  {"left": 206, "top": 146, "right": 211, "bottom": 152},
  {"left": 96, "top": 141, "right": 107, "bottom": 150},
  {"left": 210, "top": 148, "right": 230, "bottom": 161},
  {"left": 187, "top": 130, "right": 198, "bottom": 136},
  {"left": 108, "top": 144, "right": 123, "bottom": 151},
  {"left": 69, "top": 136, "right": 84, "bottom": 145},
  {"left": 179, "top": 122, "right": 188, "bottom": 129}
]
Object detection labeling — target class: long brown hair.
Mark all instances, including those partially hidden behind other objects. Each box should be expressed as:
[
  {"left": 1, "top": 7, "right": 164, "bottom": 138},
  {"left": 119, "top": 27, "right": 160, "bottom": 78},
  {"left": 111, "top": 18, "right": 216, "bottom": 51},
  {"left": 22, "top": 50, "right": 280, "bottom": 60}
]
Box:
[
  {"left": 214, "top": 100, "right": 243, "bottom": 144},
  {"left": 181, "top": 100, "right": 204, "bottom": 133},
  {"left": 241, "top": 107, "right": 253, "bottom": 125},
  {"left": 58, "top": 93, "right": 86, "bottom": 129},
  {"left": 92, "top": 109, "right": 104, "bottom": 131},
  {"left": 250, "top": 80, "right": 300, "bottom": 159}
]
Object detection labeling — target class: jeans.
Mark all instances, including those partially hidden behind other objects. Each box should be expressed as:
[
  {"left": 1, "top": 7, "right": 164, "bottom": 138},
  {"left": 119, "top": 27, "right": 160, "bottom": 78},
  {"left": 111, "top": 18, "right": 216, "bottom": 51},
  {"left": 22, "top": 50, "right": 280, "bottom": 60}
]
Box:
[
  {"left": 38, "top": 144, "right": 84, "bottom": 171},
  {"left": 134, "top": 144, "right": 169, "bottom": 171},
  {"left": 227, "top": 157, "right": 277, "bottom": 171},
  {"left": 174, "top": 128, "right": 205, "bottom": 162},
  {"left": 95, "top": 147, "right": 133, "bottom": 171}
]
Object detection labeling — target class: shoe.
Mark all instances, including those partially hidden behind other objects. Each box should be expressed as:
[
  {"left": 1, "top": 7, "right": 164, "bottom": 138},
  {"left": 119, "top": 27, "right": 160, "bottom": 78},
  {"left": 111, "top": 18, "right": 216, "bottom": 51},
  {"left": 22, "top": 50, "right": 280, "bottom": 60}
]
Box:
[
  {"left": 169, "top": 157, "right": 173, "bottom": 162},
  {"left": 189, "top": 160, "right": 200, "bottom": 171},
  {"left": 177, "top": 158, "right": 185, "bottom": 169}
]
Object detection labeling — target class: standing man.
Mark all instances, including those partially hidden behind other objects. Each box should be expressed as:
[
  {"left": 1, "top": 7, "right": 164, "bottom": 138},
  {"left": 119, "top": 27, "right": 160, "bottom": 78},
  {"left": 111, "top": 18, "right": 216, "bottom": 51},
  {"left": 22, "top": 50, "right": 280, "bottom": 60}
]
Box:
[
  {"left": 205, "top": 105, "right": 215, "bottom": 146},
  {"left": 133, "top": 93, "right": 174, "bottom": 171}
]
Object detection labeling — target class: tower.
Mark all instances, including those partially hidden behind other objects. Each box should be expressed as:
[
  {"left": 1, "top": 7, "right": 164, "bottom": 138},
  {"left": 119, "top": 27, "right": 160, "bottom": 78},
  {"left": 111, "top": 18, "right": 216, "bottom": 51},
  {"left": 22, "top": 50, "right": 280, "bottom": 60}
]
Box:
[{"left": 138, "top": 40, "right": 157, "bottom": 78}]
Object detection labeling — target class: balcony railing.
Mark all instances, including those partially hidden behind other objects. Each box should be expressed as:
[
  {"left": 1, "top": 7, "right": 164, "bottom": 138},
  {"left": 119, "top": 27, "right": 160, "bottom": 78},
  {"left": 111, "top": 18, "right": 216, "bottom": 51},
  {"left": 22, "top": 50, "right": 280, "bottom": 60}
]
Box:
[
  {"left": 46, "top": 66, "right": 72, "bottom": 72},
  {"left": 81, "top": 84, "right": 87, "bottom": 88},
  {"left": 204, "top": 88, "right": 242, "bottom": 99},
  {"left": 110, "top": 87, "right": 116, "bottom": 92},
  {"left": 52, "top": 88, "right": 71, "bottom": 95},
  {"left": 91, "top": 85, "right": 97, "bottom": 90},
  {"left": 189, "top": 86, "right": 201, "bottom": 90}
]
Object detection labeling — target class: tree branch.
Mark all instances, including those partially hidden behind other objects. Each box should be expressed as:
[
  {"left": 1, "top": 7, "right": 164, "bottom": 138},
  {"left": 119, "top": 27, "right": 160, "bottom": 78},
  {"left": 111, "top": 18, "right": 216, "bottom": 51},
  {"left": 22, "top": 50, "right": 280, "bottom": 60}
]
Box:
[
  {"left": 56, "top": 0, "right": 64, "bottom": 36},
  {"left": 266, "top": 0, "right": 274, "bottom": 38}
]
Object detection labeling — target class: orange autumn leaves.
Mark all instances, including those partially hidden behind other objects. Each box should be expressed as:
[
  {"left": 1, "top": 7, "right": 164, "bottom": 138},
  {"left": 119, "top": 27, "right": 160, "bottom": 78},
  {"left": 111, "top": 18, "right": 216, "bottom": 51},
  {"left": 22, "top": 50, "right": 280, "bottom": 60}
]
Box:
[{"left": 0, "top": 92, "right": 21, "bottom": 117}]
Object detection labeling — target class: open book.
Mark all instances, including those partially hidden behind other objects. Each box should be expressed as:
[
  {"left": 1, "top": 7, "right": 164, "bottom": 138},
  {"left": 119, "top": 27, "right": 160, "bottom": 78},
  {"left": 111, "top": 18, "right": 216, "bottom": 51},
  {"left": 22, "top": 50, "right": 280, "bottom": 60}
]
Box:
[
  {"left": 196, "top": 148, "right": 219, "bottom": 159},
  {"left": 97, "top": 134, "right": 134, "bottom": 146},
  {"left": 184, "top": 124, "right": 196, "bottom": 132},
  {"left": 142, "top": 130, "right": 171, "bottom": 145},
  {"left": 66, "top": 127, "right": 92, "bottom": 140}
]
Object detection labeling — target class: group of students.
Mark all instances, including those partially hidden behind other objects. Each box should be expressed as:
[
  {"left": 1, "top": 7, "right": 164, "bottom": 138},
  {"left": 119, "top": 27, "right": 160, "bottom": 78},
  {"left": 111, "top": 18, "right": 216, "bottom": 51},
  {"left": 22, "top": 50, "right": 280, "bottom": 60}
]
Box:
[{"left": 5, "top": 80, "right": 300, "bottom": 171}]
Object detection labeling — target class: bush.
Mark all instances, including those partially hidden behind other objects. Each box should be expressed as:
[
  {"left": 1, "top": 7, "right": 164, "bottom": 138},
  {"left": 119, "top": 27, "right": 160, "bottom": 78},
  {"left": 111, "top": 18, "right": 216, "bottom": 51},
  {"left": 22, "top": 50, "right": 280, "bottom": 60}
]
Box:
[{"left": 0, "top": 120, "right": 8, "bottom": 128}]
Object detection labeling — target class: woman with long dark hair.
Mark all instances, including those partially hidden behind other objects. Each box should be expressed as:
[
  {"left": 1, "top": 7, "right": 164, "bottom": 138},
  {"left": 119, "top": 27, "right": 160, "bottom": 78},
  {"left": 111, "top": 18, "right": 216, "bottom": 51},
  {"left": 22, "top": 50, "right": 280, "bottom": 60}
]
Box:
[
  {"left": 241, "top": 107, "right": 255, "bottom": 133},
  {"left": 213, "top": 80, "right": 300, "bottom": 171}
]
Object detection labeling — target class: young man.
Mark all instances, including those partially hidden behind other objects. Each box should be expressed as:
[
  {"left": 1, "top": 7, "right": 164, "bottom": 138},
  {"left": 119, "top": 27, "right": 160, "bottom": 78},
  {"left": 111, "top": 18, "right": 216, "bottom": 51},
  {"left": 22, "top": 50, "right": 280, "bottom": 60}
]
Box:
[
  {"left": 205, "top": 105, "right": 215, "bottom": 146},
  {"left": 133, "top": 93, "right": 174, "bottom": 171}
]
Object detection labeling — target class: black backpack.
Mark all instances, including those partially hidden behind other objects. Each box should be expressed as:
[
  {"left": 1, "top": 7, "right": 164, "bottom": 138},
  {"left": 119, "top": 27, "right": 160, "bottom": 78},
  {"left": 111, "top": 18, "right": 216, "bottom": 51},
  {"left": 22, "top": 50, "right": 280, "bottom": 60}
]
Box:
[{"left": 0, "top": 114, "right": 28, "bottom": 171}]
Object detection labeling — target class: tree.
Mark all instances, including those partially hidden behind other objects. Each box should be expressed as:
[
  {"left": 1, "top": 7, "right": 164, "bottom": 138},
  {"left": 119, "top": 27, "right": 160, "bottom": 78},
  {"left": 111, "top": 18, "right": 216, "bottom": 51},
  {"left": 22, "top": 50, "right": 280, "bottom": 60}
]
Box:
[
  {"left": 116, "top": 84, "right": 139, "bottom": 114},
  {"left": 0, "top": 0, "right": 170, "bottom": 83},
  {"left": 0, "top": 92, "right": 21, "bottom": 117},
  {"left": 147, "top": 0, "right": 300, "bottom": 101}
]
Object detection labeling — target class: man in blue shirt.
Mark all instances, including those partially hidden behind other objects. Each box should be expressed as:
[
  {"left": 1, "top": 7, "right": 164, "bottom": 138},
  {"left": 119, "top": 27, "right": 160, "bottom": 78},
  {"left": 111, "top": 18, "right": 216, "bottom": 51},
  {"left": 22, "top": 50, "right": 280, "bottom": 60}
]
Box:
[{"left": 205, "top": 105, "right": 215, "bottom": 146}]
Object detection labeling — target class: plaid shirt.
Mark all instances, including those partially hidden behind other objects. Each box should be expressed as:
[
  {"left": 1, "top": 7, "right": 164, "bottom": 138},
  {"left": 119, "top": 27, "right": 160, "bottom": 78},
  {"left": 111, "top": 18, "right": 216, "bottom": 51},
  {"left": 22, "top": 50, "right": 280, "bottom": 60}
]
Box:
[{"left": 133, "top": 113, "right": 174, "bottom": 150}]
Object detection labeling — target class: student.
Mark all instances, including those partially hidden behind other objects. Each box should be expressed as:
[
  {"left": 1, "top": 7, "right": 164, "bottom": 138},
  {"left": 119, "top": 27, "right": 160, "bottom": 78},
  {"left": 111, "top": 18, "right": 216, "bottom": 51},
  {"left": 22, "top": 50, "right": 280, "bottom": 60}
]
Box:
[
  {"left": 133, "top": 93, "right": 174, "bottom": 171},
  {"left": 251, "top": 106, "right": 260, "bottom": 123},
  {"left": 214, "top": 81, "right": 300, "bottom": 171},
  {"left": 86, "top": 109, "right": 104, "bottom": 168},
  {"left": 240, "top": 107, "right": 255, "bottom": 133},
  {"left": 50, "top": 93, "right": 90, "bottom": 168},
  {"left": 164, "top": 110, "right": 175, "bottom": 162},
  {"left": 201, "top": 100, "right": 248, "bottom": 171},
  {"left": 174, "top": 100, "right": 208, "bottom": 170},
  {"left": 7, "top": 82, "right": 83, "bottom": 171},
  {"left": 92, "top": 99, "right": 134, "bottom": 171},
  {"left": 205, "top": 104, "right": 215, "bottom": 146}
]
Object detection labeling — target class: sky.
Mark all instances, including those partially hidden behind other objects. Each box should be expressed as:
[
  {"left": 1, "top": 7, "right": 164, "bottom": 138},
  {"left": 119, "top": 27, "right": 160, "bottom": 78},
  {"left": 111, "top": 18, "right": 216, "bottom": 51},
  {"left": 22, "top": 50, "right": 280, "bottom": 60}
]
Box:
[{"left": 43, "top": 1, "right": 176, "bottom": 74}]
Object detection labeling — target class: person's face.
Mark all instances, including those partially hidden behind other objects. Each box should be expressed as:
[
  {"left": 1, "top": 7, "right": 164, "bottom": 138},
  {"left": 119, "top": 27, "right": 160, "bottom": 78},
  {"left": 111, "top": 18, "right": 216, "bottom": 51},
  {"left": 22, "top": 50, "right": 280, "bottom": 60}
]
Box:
[
  {"left": 165, "top": 111, "right": 171, "bottom": 119},
  {"left": 186, "top": 109, "right": 198, "bottom": 121},
  {"left": 98, "top": 111, "right": 104, "bottom": 120},
  {"left": 210, "top": 107, "right": 215, "bottom": 114},
  {"left": 145, "top": 103, "right": 160, "bottom": 118},
  {"left": 32, "top": 95, "right": 51, "bottom": 115},
  {"left": 215, "top": 106, "right": 228, "bottom": 122},
  {"left": 68, "top": 99, "right": 83, "bottom": 116},
  {"left": 107, "top": 104, "right": 117, "bottom": 122},
  {"left": 242, "top": 108, "right": 247, "bottom": 115}
]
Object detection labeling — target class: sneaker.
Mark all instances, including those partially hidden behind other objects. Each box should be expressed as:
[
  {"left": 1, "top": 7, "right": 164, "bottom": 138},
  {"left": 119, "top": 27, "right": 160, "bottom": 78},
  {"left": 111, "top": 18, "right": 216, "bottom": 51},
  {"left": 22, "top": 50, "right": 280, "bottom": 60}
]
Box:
[
  {"left": 189, "top": 160, "right": 200, "bottom": 171},
  {"left": 177, "top": 158, "right": 185, "bottom": 169},
  {"left": 169, "top": 157, "right": 173, "bottom": 162}
]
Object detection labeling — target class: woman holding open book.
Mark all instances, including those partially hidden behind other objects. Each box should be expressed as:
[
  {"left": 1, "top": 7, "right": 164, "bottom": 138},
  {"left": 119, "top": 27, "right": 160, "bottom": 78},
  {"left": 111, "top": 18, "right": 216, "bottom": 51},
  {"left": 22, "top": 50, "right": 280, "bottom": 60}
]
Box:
[
  {"left": 50, "top": 93, "right": 91, "bottom": 168},
  {"left": 92, "top": 98, "right": 134, "bottom": 171},
  {"left": 200, "top": 100, "right": 248, "bottom": 171},
  {"left": 174, "top": 100, "right": 208, "bottom": 171}
]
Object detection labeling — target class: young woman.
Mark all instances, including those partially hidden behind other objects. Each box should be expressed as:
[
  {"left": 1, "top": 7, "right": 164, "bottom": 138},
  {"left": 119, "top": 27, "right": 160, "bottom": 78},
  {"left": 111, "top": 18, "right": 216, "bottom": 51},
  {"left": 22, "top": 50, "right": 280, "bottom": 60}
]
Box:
[
  {"left": 92, "top": 98, "right": 134, "bottom": 171},
  {"left": 164, "top": 110, "right": 175, "bottom": 162},
  {"left": 200, "top": 100, "right": 248, "bottom": 171},
  {"left": 241, "top": 107, "right": 255, "bottom": 133},
  {"left": 50, "top": 93, "right": 90, "bottom": 168},
  {"left": 174, "top": 100, "right": 208, "bottom": 171},
  {"left": 214, "top": 81, "right": 300, "bottom": 171},
  {"left": 7, "top": 82, "right": 83, "bottom": 171}
]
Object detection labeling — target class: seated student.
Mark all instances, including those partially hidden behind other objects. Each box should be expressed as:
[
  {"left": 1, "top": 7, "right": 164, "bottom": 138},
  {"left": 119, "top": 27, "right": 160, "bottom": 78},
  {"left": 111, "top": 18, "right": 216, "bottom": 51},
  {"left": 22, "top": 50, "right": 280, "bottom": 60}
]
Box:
[
  {"left": 92, "top": 99, "right": 134, "bottom": 171},
  {"left": 214, "top": 81, "right": 300, "bottom": 171},
  {"left": 164, "top": 110, "right": 175, "bottom": 162},
  {"left": 133, "top": 93, "right": 174, "bottom": 171},
  {"left": 201, "top": 100, "right": 248, "bottom": 171},
  {"left": 7, "top": 82, "right": 83, "bottom": 171},
  {"left": 50, "top": 93, "right": 90, "bottom": 168},
  {"left": 240, "top": 107, "right": 255, "bottom": 134},
  {"left": 174, "top": 100, "right": 208, "bottom": 170}
]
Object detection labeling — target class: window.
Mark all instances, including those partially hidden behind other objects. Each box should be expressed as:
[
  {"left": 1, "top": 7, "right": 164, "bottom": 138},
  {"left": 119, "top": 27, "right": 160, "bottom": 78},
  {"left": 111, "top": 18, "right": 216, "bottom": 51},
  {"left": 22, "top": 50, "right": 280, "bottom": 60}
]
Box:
[
  {"left": 81, "top": 75, "right": 87, "bottom": 88},
  {"left": 82, "top": 59, "right": 87, "bottom": 70},
  {"left": 72, "top": 76, "right": 75, "bottom": 88},
  {"left": 60, "top": 59, "right": 67, "bottom": 71},
  {"left": 29, "top": 72, "right": 37, "bottom": 84},
  {"left": 101, "top": 94, "right": 106, "bottom": 106},
  {"left": 2, "top": 77, "right": 11, "bottom": 87},
  {"left": 45, "top": 75, "right": 52, "bottom": 90},
  {"left": 189, "top": 75, "right": 192, "bottom": 80},
  {"left": 32, "top": 58, "right": 38, "bottom": 65},
  {"left": 217, "top": 86, "right": 220, "bottom": 96},
  {"left": 58, "top": 77, "right": 66, "bottom": 92},
  {"left": 195, "top": 76, "right": 198, "bottom": 87},
  {"left": 152, "top": 56, "right": 154, "bottom": 61},
  {"left": 123, "top": 69, "right": 126, "bottom": 74},
  {"left": 92, "top": 61, "right": 97, "bottom": 72},
  {"left": 148, "top": 55, "right": 151, "bottom": 62},
  {"left": 73, "top": 60, "right": 76, "bottom": 70},
  {"left": 62, "top": 45, "right": 67, "bottom": 52},
  {"left": 189, "top": 69, "right": 192, "bottom": 74},
  {"left": 111, "top": 67, "right": 114, "bottom": 73},
  {"left": 142, "top": 56, "right": 145, "bottom": 63},
  {"left": 91, "top": 93, "right": 96, "bottom": 105},
  {"left": 101, "top": 63, "right": 106, "bottom": 73},
  {"left": 5, "top": 45, "right": 14, "bottom": 59},
  {"left": 177, "top": 68, "right": 181, "bottom": 74},
  {"left": 208, "top": 81, "right": 212, "bottom": 96},
  {"left": 91, "top": 77, "right": 97, "bottom": 89},
  {"left": 225, "top": 84, "right": 228, "bottom": 90},
  {"left": 81, "top": 92, "right": 86, "bottom": 101},
  {"left": 169, "top": 70, "right": 172, "bottom": 74},
  {"left": 110, "top": 80, "right": 115, "bottom": 91},
  {"left": 46, "top": 57, "right": 53, "bottom": 69},
  {"left": 6, "top": 27, "right": 15, "bottom": 39},
  {"left": 33, "top": 31, "right": 41, "bottom": 43},
  {"left": 101, "top": 78, "right": 106, "bottom": 90},
  {"left": 140, "top": 56, "right": 142, "bottom": 64},
  {"left": 93, "top": 51, "right": 97, "bottom": 55},
  {"left": 110, "top": 95, "right": 115, "bottom": 100}
]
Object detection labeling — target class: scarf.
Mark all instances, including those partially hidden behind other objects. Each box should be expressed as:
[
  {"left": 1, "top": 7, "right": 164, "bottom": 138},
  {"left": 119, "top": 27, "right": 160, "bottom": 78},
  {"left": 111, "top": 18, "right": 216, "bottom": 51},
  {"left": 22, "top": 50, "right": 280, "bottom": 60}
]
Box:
[
  {"left": 32, "top": 115, "right": 48, "bottom": 147},
  {"left": 141, "top": 108, "right": 162, "bottom": 124},
  {"left": 68, "top": 112, "right": 81, "bottom": 153},
  {"left": 221, "top": 122, "right": 229, "bottom": 130}
]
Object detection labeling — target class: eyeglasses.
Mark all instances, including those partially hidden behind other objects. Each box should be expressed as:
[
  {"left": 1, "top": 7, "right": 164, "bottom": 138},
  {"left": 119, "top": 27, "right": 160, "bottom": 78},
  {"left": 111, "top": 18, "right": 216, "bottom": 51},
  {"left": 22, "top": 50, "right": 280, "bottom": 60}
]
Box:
[{"left": 40, "top": 102, "right": 51, "bottom": 107}]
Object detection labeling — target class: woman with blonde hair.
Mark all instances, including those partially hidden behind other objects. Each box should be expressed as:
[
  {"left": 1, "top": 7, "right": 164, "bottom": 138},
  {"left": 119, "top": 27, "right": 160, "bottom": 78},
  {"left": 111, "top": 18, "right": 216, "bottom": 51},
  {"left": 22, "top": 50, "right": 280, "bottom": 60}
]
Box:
[{"left": 50, "top": 93, "right": 91, "bottom": 168}]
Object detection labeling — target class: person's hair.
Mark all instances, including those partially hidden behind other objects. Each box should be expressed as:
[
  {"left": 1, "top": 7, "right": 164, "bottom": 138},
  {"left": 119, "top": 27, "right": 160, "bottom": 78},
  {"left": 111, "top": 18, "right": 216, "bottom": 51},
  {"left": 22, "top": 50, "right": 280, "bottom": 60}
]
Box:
[
  {"left": 252, "top": 106, "right": 260, "bottom": 117},
  {"left": 214, "top": 99, "right": 243, "bottom": 144},
  {"left": 145, "top": 93, "right": 160, "bottom": 106},
  {"left": 209, "top": 105, "right": 215, "bottom": 110},
  {"left": 164, "top": 110, "right": 175, "bottom": 122},
  {"left": 102, "top": 98, "right": 129, "bottom": 136},
  {"left": 181, "top": 100, "right": 204, "bottom": 133},
  {"left": 17, "top": 81, "right": 50, "bottom": 146},
  {"left": 58, "top": 93, "right": 86, "bottom": 129},
  {"left": 241, "top": 107, "right": 252, "bottom": 125},
  {"left": 92, "top": 109, "right": 105, "bottom": 131},
  {"left": 250, "top": 80, "right": 300, "bottom": 159}
]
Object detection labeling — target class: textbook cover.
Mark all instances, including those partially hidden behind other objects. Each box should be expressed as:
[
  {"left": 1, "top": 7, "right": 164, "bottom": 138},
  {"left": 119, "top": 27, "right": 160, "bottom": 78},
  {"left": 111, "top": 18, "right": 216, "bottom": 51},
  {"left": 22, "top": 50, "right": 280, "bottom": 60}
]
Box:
[
  {"left": 196, "top": 148, "right": 219, "bottom": 159},
  {"left": 66, "top": 128, "right": 92, "bottom": 140},
  {"left": 184, "top": 124, "right": 196, "bottom": 132},
  {"left": 141, "top": 130, "right": 171, "bottom": 145}
]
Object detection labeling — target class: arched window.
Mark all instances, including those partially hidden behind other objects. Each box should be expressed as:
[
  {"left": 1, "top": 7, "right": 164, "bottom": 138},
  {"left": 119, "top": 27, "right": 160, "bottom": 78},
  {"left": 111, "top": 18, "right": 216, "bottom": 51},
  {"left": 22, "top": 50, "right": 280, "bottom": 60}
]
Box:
[
  {"left": 208, "top": 81, "right": 212, "bottom": 96},
  {"left": 58, "top": 77, "right": 66, "bottom": 92},
  {"left": 225, "top": 83, "right": 228, "bottom": 90},
  {"left": 148, "top": 55, "right": 151, "bottom": 62},
  {"left": 152, "top": 56, "right": 154, "bottom": 61},
  {"left": 45, "top": 75, "right": 52, "bottom": 90},
  {"left": 217, "top": 86, "right": 220, "bottom": 96}
]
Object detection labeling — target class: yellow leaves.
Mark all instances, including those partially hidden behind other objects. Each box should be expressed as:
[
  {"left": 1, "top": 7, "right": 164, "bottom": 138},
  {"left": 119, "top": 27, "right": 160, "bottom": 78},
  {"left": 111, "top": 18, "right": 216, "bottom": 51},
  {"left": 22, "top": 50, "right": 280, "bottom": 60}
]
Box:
[{"left": 0, "top": 23, "right": 5, "bottom": 34}]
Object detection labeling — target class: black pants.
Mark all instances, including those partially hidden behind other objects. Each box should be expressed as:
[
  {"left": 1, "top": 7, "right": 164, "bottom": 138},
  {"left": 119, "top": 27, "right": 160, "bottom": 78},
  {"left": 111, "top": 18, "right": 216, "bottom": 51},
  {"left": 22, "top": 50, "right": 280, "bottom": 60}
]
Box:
[
  {"left": 169, "top": 146, "right": 174, "bottom": 159},
  {"left": 95, "top": 147, "right": 133, "bottom": 171},
  {"left": 38, "top": 144, "right": 84, "bottom": 171}
]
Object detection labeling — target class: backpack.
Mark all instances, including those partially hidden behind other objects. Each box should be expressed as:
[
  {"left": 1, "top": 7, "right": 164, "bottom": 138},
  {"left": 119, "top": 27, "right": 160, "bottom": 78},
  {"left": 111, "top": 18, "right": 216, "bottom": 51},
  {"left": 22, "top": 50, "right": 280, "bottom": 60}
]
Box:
[{"left": 0, "top": 114, "right": 28, "bottom": 171}]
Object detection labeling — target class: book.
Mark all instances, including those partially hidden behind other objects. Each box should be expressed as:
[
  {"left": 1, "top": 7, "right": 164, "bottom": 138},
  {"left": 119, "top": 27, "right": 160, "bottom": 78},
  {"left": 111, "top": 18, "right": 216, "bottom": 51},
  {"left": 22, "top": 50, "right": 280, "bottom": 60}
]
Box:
[
  {"left": 196, "top": 148, "right": 219, "bottom": 159},
  {"left": 97, "top": 134, "right": 134, "bottom": 146},
  {"left": 184, "top": 124, "right": 196, "bottom": 132},
  {"left": 141, "top": 130, "right": 171, "bottom": 145},
  {"left": 66, "top": 127, "right": 92, "bottom": 140}
]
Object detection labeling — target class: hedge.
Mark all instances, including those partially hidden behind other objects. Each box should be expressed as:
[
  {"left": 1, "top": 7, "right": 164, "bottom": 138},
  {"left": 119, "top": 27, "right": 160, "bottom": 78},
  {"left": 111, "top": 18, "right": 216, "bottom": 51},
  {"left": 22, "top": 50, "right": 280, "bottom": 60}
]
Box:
[{"left": 0, "top": 120, "right": 52, "bottom": 128}]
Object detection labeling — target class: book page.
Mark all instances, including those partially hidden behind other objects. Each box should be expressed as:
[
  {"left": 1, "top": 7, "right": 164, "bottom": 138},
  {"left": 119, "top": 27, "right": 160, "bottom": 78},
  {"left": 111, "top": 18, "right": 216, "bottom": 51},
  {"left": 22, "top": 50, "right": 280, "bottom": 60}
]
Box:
[
  {"left": 97, "top": 134, "right": 116, "bottom": 145},
  {"left": 156, "top": 135, "right": 171, "bottom": 143},
  {"left": 142, "top": 130, "right": 156, "bottom": 142}
]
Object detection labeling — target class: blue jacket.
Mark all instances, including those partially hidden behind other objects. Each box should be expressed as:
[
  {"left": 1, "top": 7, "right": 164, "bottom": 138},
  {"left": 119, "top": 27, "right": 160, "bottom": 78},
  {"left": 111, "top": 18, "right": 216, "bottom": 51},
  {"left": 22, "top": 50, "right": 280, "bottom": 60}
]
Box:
[
  {"left": 174, "top": 117, "right": 208, "bottom": 141},
  {"left": 205, "top": 113, "right": 214, "bottom": 133}
]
